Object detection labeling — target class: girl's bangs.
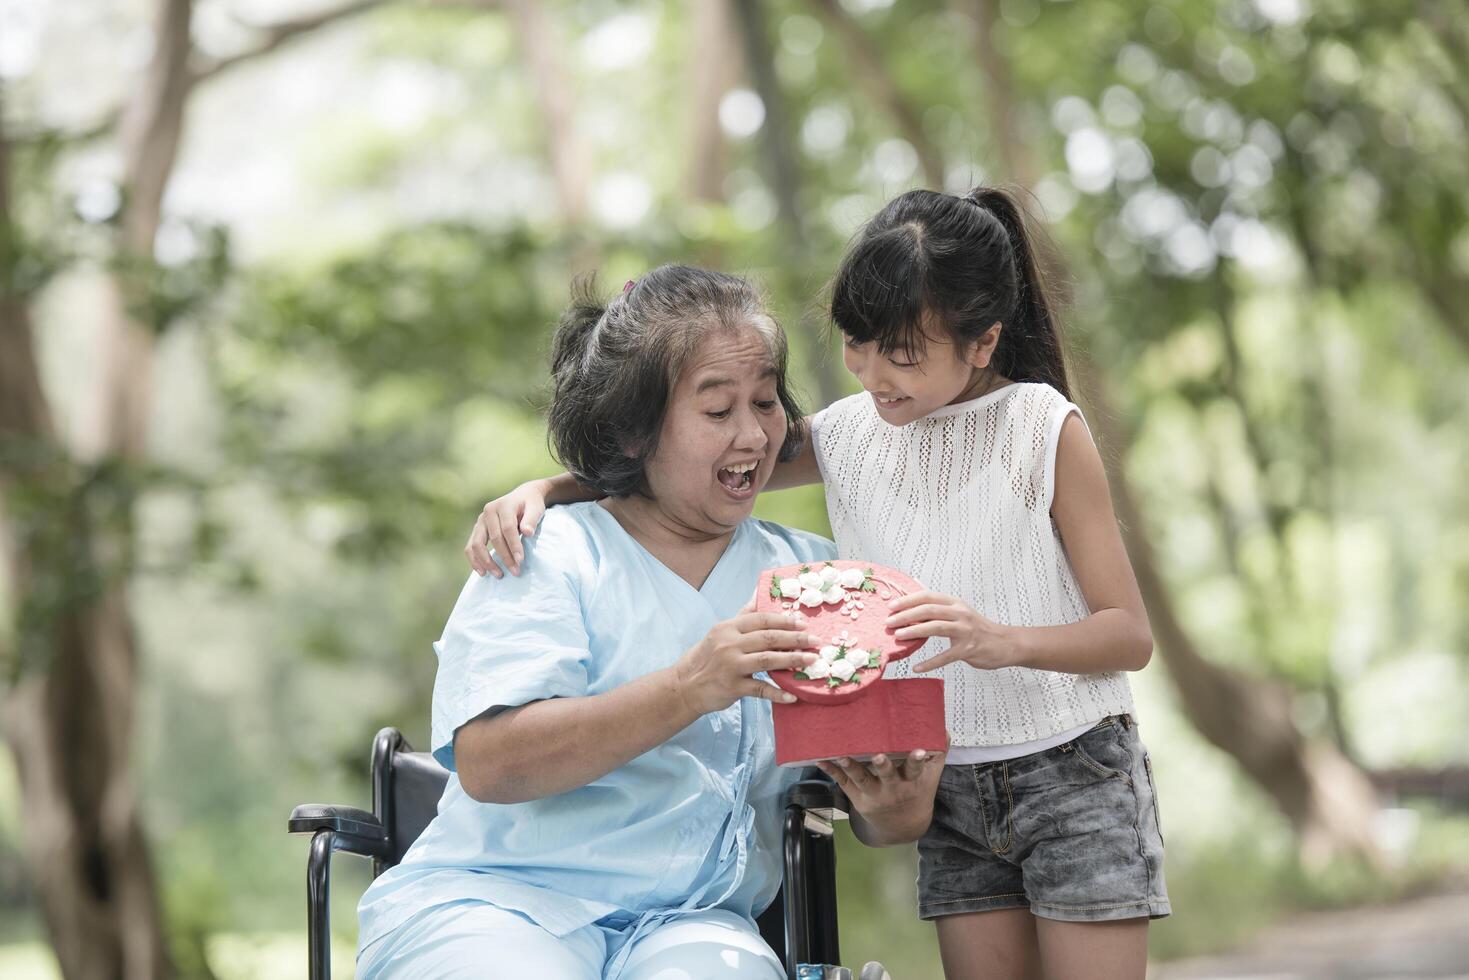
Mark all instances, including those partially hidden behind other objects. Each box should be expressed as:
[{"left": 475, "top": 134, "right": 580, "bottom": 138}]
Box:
[{"left": 832, "top": 232, "right": 934, "bottom": 359}]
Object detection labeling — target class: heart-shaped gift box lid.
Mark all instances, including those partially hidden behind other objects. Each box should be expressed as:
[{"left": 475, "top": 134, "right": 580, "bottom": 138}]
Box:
[{"left": 757, "top": 560, "right": 926, "bottom": 705}]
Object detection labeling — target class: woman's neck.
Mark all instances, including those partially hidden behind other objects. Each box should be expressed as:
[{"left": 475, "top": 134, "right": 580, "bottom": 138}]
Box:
[{"left": 600, "top": 496, "right": 735, "bottom": 591}]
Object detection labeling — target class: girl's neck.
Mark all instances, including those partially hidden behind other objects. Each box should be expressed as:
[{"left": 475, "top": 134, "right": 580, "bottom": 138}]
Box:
[{"left": 948, "top": 369, "right": 1013, "bottom": 406}]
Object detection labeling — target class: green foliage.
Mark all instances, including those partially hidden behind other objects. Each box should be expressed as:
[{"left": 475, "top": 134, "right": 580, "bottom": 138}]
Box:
[{"left": 3, "top": 0, "right": 1469, "bottom": 972}]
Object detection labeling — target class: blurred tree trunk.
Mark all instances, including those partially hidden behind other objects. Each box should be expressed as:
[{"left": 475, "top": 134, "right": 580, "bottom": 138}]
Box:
[
  {"left": 955, "top": 1, "right": 1384, "bottom": 864},
  {"left": 0, "top": 2, "right": 389, "bottom": 976},
  {"left": 687, "top": 0, "right": 740, "bottom": 207},
  {"left": 1074, "top": 363, "right": 1383, "bottom": 866},
  {"left": 2, "top": 103, "right": 174, "bottom": 980},
  {"left": 505, "top": 0, "right": 598, "bottom": 274},
  {"left": 806, "top": 0, "right": 945, "bottom": 189},
  {"left": 730, "top": 0, "right": 845, "bottom": 406}
]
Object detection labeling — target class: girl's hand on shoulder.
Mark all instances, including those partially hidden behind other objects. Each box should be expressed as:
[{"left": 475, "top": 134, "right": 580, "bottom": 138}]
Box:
[
  {"left": 886, "top": 591, "right": 1017, "bottom": 672},
  {"left": 465, "top": 480, "right": 552, "bottom": 578},
  {"left": 817, "top": 745, "right": 947, "bottom": 844}
]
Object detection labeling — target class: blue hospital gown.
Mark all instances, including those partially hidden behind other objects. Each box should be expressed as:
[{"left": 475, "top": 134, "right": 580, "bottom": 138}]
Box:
[{"left": 357, "top": 502, "right": 835, "bottom": 975}]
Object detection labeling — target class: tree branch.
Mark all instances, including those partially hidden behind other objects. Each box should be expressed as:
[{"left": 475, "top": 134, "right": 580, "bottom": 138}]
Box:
[
  {"left": 190, "top": 0, "right": 396, "bottom": 84},
  {"left": 806, "top": 0, "right": 946, "bottom": 189}
]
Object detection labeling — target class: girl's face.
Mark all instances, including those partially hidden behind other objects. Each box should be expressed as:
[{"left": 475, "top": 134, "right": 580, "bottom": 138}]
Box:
[
  {"left": 841, "top": 318, "right": 1002, "bottom": 427},
  {"left": 642, "top": 321, "right": 788, "bottom": 535}
]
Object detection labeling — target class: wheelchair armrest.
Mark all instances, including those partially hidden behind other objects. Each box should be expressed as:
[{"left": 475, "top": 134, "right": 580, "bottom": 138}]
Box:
[
  {"left": 289, "top": 804, "right": 390, "bottom": 859},
  {"left": 787, "top": 773, "right": 849, "bottom": 833}
]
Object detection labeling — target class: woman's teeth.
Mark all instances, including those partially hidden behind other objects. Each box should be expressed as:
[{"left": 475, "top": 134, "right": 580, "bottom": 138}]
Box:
[{"left": 718, "top": 462, "right": 756, "bottom": 490}]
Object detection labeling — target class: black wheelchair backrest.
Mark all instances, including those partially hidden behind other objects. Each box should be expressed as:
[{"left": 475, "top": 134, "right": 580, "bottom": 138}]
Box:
[{"left": 370, "top": 729, "right": 449, "bottom": 875}]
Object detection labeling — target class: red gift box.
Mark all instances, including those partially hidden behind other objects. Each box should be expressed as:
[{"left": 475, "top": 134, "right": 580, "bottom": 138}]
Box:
[{"left": 758, "top": 561, "right": 946, "bottom": 767}]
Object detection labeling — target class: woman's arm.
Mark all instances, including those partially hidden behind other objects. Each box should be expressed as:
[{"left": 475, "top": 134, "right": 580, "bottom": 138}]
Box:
[
  {"left": 817, "top": 747, "right": 947, "bottom": 847},
  {"left": 454, "top": 610, "right": 819, "bottom": 804}
]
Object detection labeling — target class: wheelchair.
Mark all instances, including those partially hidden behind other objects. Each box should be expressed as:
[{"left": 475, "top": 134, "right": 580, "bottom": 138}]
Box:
[{"left": 289, "top": 727, "right": 850, "bottom": 979}]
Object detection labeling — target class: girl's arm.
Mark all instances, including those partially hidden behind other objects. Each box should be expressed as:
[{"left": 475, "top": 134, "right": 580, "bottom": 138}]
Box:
[
  {"left": 466, "top": 415, "right": 825, "bottom": 577},
  {"left": 465, "top": 474, "right": 600, "bottom": 577},
  {"left": 893, "top": 414, "right": 1153, "bottom": 674},
  {"left": 1015, "top": 413, "right": 1153, "bottom": 672},
  {"left": 762, "top": 415, "right": 824, "bottom": 491}
]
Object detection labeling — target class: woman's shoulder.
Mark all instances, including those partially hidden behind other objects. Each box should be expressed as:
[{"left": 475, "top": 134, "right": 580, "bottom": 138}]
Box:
[{"left": 742, "top": 518, "right": 838, "bottom": 566}]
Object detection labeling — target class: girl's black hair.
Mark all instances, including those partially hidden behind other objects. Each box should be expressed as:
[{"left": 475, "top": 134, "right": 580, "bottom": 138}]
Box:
[
  {"left": 548, "top": 265, "right": 805, "bottom": 498},
  {"left": 830, "top": 186, "right": 1070, "bottom": 400}
]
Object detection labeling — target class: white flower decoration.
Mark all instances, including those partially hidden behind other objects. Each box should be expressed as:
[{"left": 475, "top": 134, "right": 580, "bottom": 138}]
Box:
[
  {"left": 798, "top": 588, "right": 825, "bottom": 607},
  {"left": 799, "top": 571, "right": 823, "bottom": 590},
  {"left": 818, "top": 645, "right": 841, "bottom": 663},
  {"left": 829, "top": 659, "right": 857, "bottom": 681},
  {"left": 821, "top": 585, "right": 844, "bottom": 605},
  {"left": 803, "top": 659, "right": 831, "bottom": 679},
  {"left": 819, "top": 565, "right": 840, "bottom": 585},
  {"left": 843, "top": 648, "right": 871, "bottom": 667},
  {"left": 838, "top": 567, "right": 866, "bottom": 589},
  {"left": 778, "top": 577, "right": 802, "bottom": 598}
]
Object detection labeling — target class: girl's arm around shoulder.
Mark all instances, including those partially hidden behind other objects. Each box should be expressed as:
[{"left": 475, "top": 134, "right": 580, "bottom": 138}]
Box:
[
  {"left": 1028, "top": 413, "right": 1153, "bottom": 671},
  {"left": 762, "top": 415, "right": 824, "bottom": 492}
]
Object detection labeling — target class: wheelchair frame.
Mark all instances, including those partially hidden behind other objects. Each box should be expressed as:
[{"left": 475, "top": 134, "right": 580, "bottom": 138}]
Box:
[{"left": 289, "top": 727, "right": 848, "bottom": 979}]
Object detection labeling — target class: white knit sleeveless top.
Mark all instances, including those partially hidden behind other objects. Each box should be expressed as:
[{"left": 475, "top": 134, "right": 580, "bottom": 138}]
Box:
[{"left": 809, "top": 382, "right": 1135, "bottom": 747}]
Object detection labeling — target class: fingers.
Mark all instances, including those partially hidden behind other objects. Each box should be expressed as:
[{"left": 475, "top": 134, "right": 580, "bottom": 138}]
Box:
[
  {"left": 911, "top": 648, "right": 965, "bottom": 673},
  {"left": 492, "top": 507, "right": 524, "bottom": 576},
  {"left": 749, "top": 650, "right": 820, "bottom": 674},
  {"left": 833, "top": 757, "right": 874, "bottom": 791},
  {"left": 885, "top": 590, "right": 948, "bottom": 613},
  {"left": 816, "top": 761, "right": 856, "bottom": 795},
  {"left": 519, "top": 497, "right": 544, "bottom": 538},
  {"left": 747, "top": 680, "right": 798, "bottom": 704},
  {"left": 898, "top": 749, "right": 933, "bottom": 780},
  {"left": 739, "top": 628, "right": 818, "bottom": 654},
  {"left": 465, "top": 514, "right": 502, "bottom": 578},
  {"left": 731, "top": 610, "right": 809, "bottom": 634},
  {"left": 886, "top": 603, "right": 961, "bottom": 629},
  {"left": 867, "top": 753, "right": 897, "bottom": 782},
  {"left": 893, "top": 621, "right": 958, "bottom": 642}
]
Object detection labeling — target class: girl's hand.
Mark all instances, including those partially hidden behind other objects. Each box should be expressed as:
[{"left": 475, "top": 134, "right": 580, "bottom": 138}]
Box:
[
  {"left": 673, "top": 611, "right": 819, "bottom": 715},
  {"left": 816, "top": 744, "right": 947, "bottom": 844},
  {"left": 465, "top": 480, "right": 553, "bottom": 578},
  {"left": 886, "top": 591, "right": 1017, "bottom": 672}
]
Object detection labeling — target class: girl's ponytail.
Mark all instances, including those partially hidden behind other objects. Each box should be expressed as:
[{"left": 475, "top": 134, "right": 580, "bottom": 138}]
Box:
[
  {"left": 830, "top": 185, "right": 1072, "bottom": 402},
  {"left": 964, "top": 186, "right": 1071, "bottom": 401}
]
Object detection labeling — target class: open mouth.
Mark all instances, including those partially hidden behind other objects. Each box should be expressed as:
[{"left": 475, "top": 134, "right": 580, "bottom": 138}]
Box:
[
  {"left": 717, "top": 461, "right": 758, "bottom": 492},
  {"left": 871, "top": 393, "right": 910, "bottom": 409}
]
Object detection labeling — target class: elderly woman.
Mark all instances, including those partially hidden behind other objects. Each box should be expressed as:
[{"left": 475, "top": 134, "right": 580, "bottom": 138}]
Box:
[{"left": 356, "top": 267, "right": 941, "bottom": 979}]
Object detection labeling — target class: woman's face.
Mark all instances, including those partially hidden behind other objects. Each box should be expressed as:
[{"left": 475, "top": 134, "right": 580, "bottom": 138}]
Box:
[{"left": 642, "top": 321, "right": 787, "bottom": 536}]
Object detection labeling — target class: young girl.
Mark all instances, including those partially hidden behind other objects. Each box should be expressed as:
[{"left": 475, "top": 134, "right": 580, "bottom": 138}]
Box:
[{"left": 467, "top": 187, "right": 1168, "bottom": 980}]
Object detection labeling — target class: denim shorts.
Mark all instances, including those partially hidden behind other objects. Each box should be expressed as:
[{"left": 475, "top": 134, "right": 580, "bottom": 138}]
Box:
[{"left": 917, "top": 715, "right": 1170, "bottom": 923}]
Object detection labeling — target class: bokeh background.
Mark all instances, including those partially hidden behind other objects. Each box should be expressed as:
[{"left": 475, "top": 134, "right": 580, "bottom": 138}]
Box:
[{"left": 2, "top": 0, "right": 1468, "bottom": 977}]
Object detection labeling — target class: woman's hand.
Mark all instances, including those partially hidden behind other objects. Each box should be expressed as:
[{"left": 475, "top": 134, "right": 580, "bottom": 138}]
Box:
[
  {"left": 674, "top": 610, "right": 819, "bottom": 714},
  {"left": 817, "top": 744, "right": 948, "bottom": 846},
  {"left": 886, "top": 591, "right": 1018, "bottom": 672},
  {"left": 464, "top": 480, "right": 554, "bottom": 578}
]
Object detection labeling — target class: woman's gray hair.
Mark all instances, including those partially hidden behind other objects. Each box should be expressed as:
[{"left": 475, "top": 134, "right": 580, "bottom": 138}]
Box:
[{"left": 547, "top": 265, "right": 805, "bottom": 498}]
